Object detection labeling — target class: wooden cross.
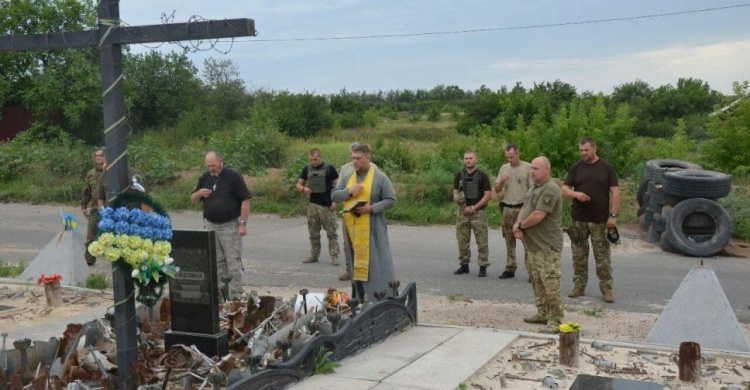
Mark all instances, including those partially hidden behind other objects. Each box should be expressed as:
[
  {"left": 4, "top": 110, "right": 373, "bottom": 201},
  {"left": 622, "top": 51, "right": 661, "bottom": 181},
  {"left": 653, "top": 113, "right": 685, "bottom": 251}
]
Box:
[{"left": 0, "top": 2, "right": 255, "bottom": 387}]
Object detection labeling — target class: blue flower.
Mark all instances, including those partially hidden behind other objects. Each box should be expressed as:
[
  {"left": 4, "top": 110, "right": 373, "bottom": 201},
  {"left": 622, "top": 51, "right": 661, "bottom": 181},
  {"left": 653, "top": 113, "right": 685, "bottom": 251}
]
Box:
[
  {"left": 114, "top": 207, "right": 130, "bottom": 222},
  {"left": 99, "top": 207, "right": 113, "bottom": 220},
  {"left": 98, "top": 219, "right": 115, "bottom": 233},
  {"left": 114, "top": 221, "right": 130, "bottom": 235},
  {"left": 163, "top": 229, "right": 173, "bottom": 241},
  {"left": 141, "top": 226, "right": 154, "bottom": 241}
]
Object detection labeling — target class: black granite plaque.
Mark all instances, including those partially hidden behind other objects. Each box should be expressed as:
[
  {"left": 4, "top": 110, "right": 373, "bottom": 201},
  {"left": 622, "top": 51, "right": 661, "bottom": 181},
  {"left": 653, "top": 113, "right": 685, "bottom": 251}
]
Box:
[
  {"left": 168, "top": 229, "right": 220, "bottom": 334},
  {"left": 165, "top": 230, "right": 227, "bottom": 357},
  {"left": 569, "top": 374, "right": 664, "bottom": 390}
]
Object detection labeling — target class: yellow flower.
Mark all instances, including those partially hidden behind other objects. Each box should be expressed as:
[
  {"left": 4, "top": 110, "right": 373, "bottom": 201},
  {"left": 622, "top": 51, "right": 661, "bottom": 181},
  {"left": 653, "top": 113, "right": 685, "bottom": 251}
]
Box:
[
  {"left": 128, "top": 236, "right": 143, "bottom": 250},
  {"left": 114, "top": 234, "right": 130, "bottom": 248},
  {"left": 99, "top": 233, "right": 115, "bottom": 246},
  {"left": 88, "top": 241, "right": 105, "bottom": 257},
  {"left": 104, "top": 248, "right": 121, "bottom": 262},
  {"left": 153, "top": 241, "right": 172, "bottom": 258},
  {"left": 140, "top": 239, "right": 153, "bottom": 252},
  {"left": 559, "top": 322, "right": 581, "bottom": 333}
]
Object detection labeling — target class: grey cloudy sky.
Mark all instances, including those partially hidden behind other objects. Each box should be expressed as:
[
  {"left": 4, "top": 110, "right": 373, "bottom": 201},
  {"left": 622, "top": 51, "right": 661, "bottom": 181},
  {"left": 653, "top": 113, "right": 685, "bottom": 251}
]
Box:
[{"left": 121, "top": 1, "right": 750, "bottom": 94}]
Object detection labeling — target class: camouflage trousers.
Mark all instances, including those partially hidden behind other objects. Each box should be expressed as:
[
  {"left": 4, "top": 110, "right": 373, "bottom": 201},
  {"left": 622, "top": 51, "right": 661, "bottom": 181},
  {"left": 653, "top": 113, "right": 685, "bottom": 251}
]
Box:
[
  {"left": 307, "top": 203, "right": 339, "bottom": 261},
  {"left": 84, "top": 210, "right": 100, "bottom": 265},
  {"left": 501, "top": 206, "right": 528, "bottom": 273},
  {"left": 456, "top": 208, "right": 489, "bottom": 266},
  {"left": 204, "top": 219, "right": 244, "bottom": 294},
  {"left": 568, "top": 221, "right": 613, "bottom": 293},
  {"left": 528, "top": 248, "right": 564, "bottom": 324}
]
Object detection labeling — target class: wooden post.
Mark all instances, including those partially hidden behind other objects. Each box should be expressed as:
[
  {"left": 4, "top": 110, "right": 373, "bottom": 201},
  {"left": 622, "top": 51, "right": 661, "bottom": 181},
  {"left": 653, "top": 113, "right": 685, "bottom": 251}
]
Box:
[
  {"left": 678, "top": 341, "right": 701, "bottom": 382},
  {"left": 43, "top": 281, "right": 63, "bottom": 307},
  {"left": 559, "top": 331, "right": 580, "bottom": 367}
]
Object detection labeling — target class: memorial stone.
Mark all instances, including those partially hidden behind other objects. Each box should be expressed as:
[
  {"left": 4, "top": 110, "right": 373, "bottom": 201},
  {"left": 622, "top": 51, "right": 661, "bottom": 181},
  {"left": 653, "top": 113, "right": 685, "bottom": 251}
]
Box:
[{"left": 164, "top": 230, "right": 228, "bottom": 357}]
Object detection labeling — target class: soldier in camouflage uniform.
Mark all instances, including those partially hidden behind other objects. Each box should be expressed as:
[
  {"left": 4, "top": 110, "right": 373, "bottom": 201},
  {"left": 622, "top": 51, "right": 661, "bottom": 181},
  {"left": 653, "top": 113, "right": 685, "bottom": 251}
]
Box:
[
  {"left": 514, "top": 157, "right": 564, "bottom": 334},
  {"left": 453, "top": 151, "right": 492, "bottom": 277},
  {"left": 297, "top": 148, "right": 340, "bottom": 265},
  {"left": 561, "top": 138, "right": 620, "bottom": 303},
  {"left": 81, "top": 149, "right": 106, "bottom": 265},
  {"left": 494, "top": 144, "right": 533, "bottom": 281}
]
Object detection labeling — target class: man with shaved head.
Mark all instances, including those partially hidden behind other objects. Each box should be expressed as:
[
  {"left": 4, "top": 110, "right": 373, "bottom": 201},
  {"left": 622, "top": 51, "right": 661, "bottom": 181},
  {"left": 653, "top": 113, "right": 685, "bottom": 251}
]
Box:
[
  {"left": 513, "top": 156, "right": 564, "bottom": 334},
  {"left": 191, "top": 151, "right": 252, "bottom": 297}
]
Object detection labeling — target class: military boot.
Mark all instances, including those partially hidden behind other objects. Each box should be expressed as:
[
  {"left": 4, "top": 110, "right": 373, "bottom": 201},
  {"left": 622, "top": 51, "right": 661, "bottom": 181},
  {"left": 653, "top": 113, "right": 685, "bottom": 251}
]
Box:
[
  {"left": 331, "top": 257, "right": 340, "bottom": 266},
  {"left": 303, "top": 256, "right": 319, "bottom": 264},
  {"left": 538, "top": 324, "right": 561, "bottom": 334},
  {"left": 478, "top": 266, "right": 487, "bottom": 277},
  {"left": 568, "top": 286, "right": 586, "bottom": 298},
  {"left": 338, "top": 269, "right": 350, "bottom": 281},
  {"left": 454, "top": 264, "right": 469, "bottom": 275},
  {"left": 523, "top": 314, "right": 548, "bottom": 324},
  {"left": 602, "top": 291, "right": 615, "bottom": 303}
]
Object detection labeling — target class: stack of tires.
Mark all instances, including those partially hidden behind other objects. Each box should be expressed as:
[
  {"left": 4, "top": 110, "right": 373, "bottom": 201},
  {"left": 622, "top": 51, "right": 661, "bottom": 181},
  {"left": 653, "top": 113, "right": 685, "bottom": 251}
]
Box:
[{"left": 637, "top": 159, "right": 733, "bottom": 257}]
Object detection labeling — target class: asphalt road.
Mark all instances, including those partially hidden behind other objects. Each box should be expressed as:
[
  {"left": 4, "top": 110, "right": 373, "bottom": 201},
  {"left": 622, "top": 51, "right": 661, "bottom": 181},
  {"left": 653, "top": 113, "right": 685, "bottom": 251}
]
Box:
[{"left": 1, "top": 203, "right": 748, "bottom": 322}]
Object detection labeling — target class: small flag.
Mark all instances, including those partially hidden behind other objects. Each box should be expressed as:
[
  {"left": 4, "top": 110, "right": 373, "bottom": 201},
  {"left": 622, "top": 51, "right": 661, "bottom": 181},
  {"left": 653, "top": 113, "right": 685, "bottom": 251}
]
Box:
[{"left": 62, "top": 213, "right": 80, "bottom": 233}]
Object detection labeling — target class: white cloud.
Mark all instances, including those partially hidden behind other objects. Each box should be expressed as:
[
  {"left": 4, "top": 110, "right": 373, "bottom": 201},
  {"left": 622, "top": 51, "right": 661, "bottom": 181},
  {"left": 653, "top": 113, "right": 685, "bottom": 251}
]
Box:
[{"left": 488, "top": 39, "right": 750, "bottom": 93}]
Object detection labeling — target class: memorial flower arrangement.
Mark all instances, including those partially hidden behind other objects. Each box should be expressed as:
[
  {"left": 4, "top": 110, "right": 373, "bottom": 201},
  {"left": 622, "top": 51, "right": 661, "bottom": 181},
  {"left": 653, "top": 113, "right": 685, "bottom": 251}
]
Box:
[
  {"left": 559, "top": 322, "right": 581, "bottom": 333},
  {"left": 88, "top": 201, "right": 178, "bottom": 306}
]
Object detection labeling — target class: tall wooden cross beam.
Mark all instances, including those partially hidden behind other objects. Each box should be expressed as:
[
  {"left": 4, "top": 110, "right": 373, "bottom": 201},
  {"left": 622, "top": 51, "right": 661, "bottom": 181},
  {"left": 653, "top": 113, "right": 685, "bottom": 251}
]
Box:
[{"left": 0, "top": 2, "right": 255, "bottom": 387}]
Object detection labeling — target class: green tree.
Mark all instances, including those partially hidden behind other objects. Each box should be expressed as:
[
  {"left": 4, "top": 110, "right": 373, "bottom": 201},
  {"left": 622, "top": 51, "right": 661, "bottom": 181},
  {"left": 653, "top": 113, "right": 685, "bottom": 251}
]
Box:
[
  {"left": 201, "top": 57, "right": 248, "bottom": 122},
  {"left": 703, "top": 81, "right": 750, "bottom": 172},
  {"left": 123, "top": 51, "right": 202, "bottom": 131}
]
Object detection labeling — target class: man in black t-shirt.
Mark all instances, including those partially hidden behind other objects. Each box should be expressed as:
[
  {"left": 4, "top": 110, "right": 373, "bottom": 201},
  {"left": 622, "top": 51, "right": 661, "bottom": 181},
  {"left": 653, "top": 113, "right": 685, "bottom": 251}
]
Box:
[
  {"left": 191, "top": 151, "right": 252, "bottom": 297},
  {"left": 453, "top": 151, "right": 492, "bottom": 277},
  {"left": 296, "top": 148, "right": 340, "bottom": 265},
  {"left": 561, "top": 138, "right": 620, "bottom": 303}
]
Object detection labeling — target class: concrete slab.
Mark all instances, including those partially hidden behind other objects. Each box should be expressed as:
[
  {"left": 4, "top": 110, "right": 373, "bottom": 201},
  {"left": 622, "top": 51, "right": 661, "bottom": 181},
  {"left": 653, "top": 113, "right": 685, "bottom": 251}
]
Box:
[
  {"left": 288, "top": 375, "right": 376, "bottom": 390},
  {"left": 381, "top": 329, "right": 517, "bottom": 390},
  {"left": 332, "top": 326, "right": 462, "bottom": 381},
  {"left": 645, "top": 267, "right": 750, "bottom": 352},
  {"left": 369, "top": 383, "right": 433, "bottom": 390}
]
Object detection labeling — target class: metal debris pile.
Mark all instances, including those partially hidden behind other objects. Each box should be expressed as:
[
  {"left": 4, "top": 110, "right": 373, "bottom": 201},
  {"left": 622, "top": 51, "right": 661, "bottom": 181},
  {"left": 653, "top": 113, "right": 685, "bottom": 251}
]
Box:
[
  {"left": 467, "top": 337, "right": 750, "bottom": 389},
  {"left": 0, "top": 284, "right": 404, "bottom": 389}
]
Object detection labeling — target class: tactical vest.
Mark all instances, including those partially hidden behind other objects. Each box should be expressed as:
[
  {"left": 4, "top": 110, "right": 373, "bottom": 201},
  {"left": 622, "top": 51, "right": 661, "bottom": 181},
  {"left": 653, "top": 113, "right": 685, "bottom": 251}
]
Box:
[
  {"left": 307, "top": 163, "right": 329, "bottom": 194},
  {"left": 460, "top": 169, "right": 484, "bottom": 201}
]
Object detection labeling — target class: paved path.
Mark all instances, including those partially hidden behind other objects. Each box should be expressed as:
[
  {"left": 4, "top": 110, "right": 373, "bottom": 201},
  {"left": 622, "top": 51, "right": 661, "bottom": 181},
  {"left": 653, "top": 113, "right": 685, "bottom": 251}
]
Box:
[{"left": 2, "top": 203, "right": 748, "bottom": 322}]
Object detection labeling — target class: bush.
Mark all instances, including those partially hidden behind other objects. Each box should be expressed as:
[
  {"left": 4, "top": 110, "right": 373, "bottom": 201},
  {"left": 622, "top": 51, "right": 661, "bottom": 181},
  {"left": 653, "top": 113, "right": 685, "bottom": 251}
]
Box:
[
  {"left": 271, "top": 92, "right": 331, "bottom": 137},
  {"left": 128, "top": 135, "right": 181, "bottom": 185},
  {"left": 362, "top": 108, "right": 379, "bottom": 128},
  {"left": 207, "top": 123, "right": 288, "bottom": 174},
  {"left": 720, "top": 187, "right": 750, "bottom": 240},
  {"left": 372, "top": 140, "right": 414, "bottom": 175},
  {"left": 0, "top": 261, "right": 25, "bottom": 277},
  {"left": 85, "top": 272, "right": 111, "bottom": 290}
]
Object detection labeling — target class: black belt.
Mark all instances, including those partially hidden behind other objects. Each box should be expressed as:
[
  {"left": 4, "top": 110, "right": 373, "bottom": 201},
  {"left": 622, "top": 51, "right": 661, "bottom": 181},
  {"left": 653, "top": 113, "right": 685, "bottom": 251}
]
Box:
[{"left": 502, "top": 203, "right": 524, "bottom": 209}]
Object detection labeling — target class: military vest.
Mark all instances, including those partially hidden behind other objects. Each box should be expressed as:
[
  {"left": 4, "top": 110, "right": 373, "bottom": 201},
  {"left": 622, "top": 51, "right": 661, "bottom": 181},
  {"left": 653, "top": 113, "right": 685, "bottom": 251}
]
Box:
[
  {"left": 307, "top": 163, "right": 329, "bottom": 194},
  {"left": 460, "top": 169, "right": 484, "bottom": 201}
]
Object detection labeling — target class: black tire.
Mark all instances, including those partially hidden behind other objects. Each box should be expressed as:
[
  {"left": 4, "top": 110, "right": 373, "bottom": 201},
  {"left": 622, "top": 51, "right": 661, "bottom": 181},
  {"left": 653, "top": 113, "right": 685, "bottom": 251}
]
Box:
[
  {"left": 666, "top": 198, "right": 732, "bottom": 257},
  {"left": 636, "top": 204, "right": 646, "bottom": 217},
  {"left": 648, "top": 196, "right": 663, "bottom": 213},
  {"left": 648, "top": 181, "right": 684, "bottom": 206},
  {"left": 661, "top": 205, "right": 673, "bottom": 221},
  {"left": 638, "top": 214, "right": 650, "bottom": 231},
  {"left": 636, "top": 179, "right": 649, "bottom": 207},
  {"left": 660, "top": 232, "right": 680, "bottom": 254},
  {"left": 644, "top": 159, "right": 702, "bottom": 184},
  {"left": 662, "top": 170, "right": 732, "bottom": 199},
  {"left": 648, "top": 225, "right": 662, "bottom": 243},
  {"left": 644, "top": 209, "right": 655, "bottom": 223},
  {"left": 652, "top": 213, "right": 666, "bottom": 231}
]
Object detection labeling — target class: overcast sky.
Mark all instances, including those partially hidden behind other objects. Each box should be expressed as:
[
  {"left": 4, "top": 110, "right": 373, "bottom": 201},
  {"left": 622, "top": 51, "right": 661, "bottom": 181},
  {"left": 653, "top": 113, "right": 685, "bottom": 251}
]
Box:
[{"left": 120, "top": 1, "right": 750, "bottom": 95}]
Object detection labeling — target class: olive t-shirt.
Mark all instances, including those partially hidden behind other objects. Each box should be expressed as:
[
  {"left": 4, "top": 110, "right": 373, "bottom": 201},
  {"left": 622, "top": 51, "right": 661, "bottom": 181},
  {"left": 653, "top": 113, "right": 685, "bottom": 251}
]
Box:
[
  {"left": 520, "top": 179, "right": 563, "bottom": 252},
  {"left": 563, "top": 158, "right": 618, "bottom": 224},
  {"left": 496, "top": 161, "right": 533, "bottom": 205}
]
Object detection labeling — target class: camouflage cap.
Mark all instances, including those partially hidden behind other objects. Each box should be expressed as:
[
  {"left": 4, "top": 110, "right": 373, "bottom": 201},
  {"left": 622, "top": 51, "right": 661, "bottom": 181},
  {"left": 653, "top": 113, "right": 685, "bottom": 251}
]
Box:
[{"left": 607, "top": 226, "right": 620, "bottom": 244}]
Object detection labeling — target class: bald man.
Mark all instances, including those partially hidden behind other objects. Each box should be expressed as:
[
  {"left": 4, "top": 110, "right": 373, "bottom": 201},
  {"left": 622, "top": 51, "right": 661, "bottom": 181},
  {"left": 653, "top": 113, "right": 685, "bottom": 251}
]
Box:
[
  {"left": 191, "top": 151, "right": 252, "bottom": 297},
  {"left": 513, "top": 157, "right": 564, "bottom": 334}
]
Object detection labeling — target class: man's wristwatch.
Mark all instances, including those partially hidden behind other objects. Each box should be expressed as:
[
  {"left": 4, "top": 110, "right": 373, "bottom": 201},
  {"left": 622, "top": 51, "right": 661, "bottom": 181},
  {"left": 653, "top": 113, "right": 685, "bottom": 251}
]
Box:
[
  {"left": 609, "top": 212, "right": 618, "bottom": 218},
  {"left": 515, "top": 222, "right": 524, "bottom": 231},
  {"left": 239, "top": 219, "right": 247, "bottom": 225}
]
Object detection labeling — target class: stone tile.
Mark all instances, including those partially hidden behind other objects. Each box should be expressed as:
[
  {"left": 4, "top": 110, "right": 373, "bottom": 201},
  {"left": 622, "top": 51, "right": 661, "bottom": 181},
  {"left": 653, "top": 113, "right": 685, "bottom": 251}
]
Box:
[
  {"left": 289, "top": 375, "right": 377, "bottom": 390},
  {"left": 333, "top": 326, "right": 462, "bottom": 381},
  {"left": 381, "top": 329, "right": 517, "bottom": 390}
]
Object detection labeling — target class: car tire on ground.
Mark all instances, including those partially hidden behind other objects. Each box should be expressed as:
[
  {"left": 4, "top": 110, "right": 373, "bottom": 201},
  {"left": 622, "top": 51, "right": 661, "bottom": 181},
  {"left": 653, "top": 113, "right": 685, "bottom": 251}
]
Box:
[
  {"left": 644, "top": 159, "right": 702, "bottom": 184},
  {"left": 648, "top": 224, "right": 663, "bottom": 244},
  {"left": 638, "top": 214, "right": 650, "bottom": 231},
  {"left": 660, "top": 231, "right": 680, "bottom": 254},
  {"left": 662, "top": 170, "right": 732, "bottom": 199},
  {"left": 648, "top": 181, "right": 684, "bottom": 206},
  {"left": 666, "top": 198, "right": 732, "bottom": 257},
  {"left": 637, "top": 179, "right": 649, "bottom": 207},
  {"left": 637, "top": 204, "right": 646, "bottom": 217},
  {"left": 648, "top": 196, "right": 663, "bottom": 213},
  {"left": 652, "top": 213, "right": 667, "bottom": 231},
  {"left": 644, "top": 209, "right": 655, "bottom": 223}
]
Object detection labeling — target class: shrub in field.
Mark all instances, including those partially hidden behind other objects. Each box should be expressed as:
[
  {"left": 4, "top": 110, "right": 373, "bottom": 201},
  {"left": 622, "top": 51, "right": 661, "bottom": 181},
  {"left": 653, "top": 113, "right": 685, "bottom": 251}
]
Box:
[
  {"left": 720, "top": 186, "right": 750, "bottom": 240},
  {"left": 208, "top": 123, "right": 288, "bottom": 174},
  {"left": 372, "top": 140, "right": 414, "bottom": 175},
  {"left": 128, "top": 135, "right": 180, "bottom": 185},
  {"left": 363, "top": 108, "right": 379, "bottom": 128}
]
